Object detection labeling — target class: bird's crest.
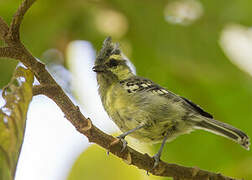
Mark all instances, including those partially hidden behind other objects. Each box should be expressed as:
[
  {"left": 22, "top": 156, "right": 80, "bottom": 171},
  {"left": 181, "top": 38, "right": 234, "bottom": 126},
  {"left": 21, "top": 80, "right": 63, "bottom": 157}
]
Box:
[{"left": 95, "top": 37, "right": 121, "bottom": 65}]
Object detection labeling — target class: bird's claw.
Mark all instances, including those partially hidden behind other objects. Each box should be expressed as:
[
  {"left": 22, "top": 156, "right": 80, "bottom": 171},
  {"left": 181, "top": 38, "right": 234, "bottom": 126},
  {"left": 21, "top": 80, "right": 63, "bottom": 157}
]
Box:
[
  {"left": 146, "top": 170, "right": 150, "bottom": 176},
  {"left": 152, "top": 153, "right": 160, "bottom": 169},
  {"left": 145, "top": 153, "right": 161, "bottom": 175},
  {"left": 147, "top": 153, "right": 160, "bottom": 173},
  {"left": 117, "top": 135, "right": 128, "bottom": 152},
  {"left": 108, "top": 135, "right": 128, "bottom": 155}
]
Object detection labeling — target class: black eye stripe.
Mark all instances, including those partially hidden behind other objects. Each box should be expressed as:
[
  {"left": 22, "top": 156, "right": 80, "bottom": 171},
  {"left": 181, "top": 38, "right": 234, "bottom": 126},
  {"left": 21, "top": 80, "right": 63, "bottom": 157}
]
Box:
[{"left": 108, "top": 59, "right": 119, "bottom": 67}]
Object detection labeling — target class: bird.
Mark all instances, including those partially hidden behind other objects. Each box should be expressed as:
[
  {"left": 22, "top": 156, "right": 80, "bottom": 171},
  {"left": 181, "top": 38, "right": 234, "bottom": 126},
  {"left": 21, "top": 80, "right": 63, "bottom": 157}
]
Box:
[{"left": 93, "top": 37, "right": 250, "bottom": 169}]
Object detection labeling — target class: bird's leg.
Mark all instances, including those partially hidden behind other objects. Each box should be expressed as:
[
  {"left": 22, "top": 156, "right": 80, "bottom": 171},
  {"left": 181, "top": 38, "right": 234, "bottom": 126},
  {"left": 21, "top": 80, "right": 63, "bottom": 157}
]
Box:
[
  {"left": 117, "top": 124, "right": 145, "bottom": 152},
  {"left": 152, "top": 132, "right": 169, "bottom": 169},
  {"left": 118, "top": 124, "right": 145, "bottom": 139},
  {"left": 109, "top": 124, "right": 145, "bottom": 154}
]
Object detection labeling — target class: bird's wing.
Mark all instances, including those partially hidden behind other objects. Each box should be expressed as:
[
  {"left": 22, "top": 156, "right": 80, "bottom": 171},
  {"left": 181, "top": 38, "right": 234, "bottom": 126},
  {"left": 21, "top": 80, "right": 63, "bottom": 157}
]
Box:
[
  {"left": 119, "top": 77, "right": 175, "bottom": 96},
  {"left": 180, "top": 96, "right": 213, "bottom": 119},
  {"left": 120, "top": 76, "right": 213, "bottom": 119}
]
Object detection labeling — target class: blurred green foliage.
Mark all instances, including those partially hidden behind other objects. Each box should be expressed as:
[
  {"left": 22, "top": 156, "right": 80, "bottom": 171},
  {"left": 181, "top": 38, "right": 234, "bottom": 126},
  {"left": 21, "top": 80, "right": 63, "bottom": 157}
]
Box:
[
  {"left": 68, "top": 145, "right": 145, "bottom": 180},
  {"left": 1, "top": 0, "right": 252, "bottom": 179}
]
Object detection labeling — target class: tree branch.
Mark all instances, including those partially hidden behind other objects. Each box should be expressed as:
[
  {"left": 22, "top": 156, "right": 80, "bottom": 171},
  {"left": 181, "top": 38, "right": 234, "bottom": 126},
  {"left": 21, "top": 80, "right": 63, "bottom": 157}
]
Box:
[
  {"left": 9, "top": 0, "right": 36, "bottom": 41},
  {"left": 0, "top": 1, "right": 242, "bottom": 180},
  {"left": 0, "top": 47, "right": 22, "bottom": 59},
  {"left": 32, "top": 85, "right": 59, "bottom": 96},
  {"left": 0, "top": 17, "right": 9, "bottom": 42}
]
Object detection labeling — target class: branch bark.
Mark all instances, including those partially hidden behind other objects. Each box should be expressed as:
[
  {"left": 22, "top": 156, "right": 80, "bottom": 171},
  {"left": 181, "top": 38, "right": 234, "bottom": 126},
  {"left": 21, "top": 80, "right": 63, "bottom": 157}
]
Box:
[
  {"left": 0, "top": 17, "right": 9, "bottom": 42},
  {"left": 9, "top": 0, "right": 36, "bottom": 41},
  {"left": 32, "top": 85, "right": 59, "bottom": 96},
  {"left": 0, "top": 1, "right": 241, "bottom": 180},
  {"left": 0, "top": 47, "right": 23, "bottom": 59}
]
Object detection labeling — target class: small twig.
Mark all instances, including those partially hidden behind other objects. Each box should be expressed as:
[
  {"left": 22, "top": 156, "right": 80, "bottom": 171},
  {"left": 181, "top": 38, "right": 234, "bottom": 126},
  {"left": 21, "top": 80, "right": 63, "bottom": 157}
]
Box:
[
  {"left": 0, "top": 17, "right": 9, "bottom": 41},
  {"left": 9, "top": 0, "right": 36, "bottom": 41}
]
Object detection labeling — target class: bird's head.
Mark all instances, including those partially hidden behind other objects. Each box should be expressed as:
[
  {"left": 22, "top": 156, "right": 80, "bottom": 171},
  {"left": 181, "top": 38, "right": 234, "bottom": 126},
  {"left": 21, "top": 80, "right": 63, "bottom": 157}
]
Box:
[{"left": 93, "top": 37, "right": 133, "bottom": 81}]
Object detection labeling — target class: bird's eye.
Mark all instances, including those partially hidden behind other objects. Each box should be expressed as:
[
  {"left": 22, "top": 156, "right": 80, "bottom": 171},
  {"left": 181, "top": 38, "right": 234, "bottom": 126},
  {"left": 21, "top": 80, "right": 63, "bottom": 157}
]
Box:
[{"left": 108, "top": 59, "right": 119, "bottom": 68}]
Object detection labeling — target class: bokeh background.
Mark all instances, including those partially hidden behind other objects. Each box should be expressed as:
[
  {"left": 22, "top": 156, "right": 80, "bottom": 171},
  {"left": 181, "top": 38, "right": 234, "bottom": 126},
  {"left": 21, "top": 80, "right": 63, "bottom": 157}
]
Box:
[{"left": 1, "top": 0, "right": 252, "bottom": 179}]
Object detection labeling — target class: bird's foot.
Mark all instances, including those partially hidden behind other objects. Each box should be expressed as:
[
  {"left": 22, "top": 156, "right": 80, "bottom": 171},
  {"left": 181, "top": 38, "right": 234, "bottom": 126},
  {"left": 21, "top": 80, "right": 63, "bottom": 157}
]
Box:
[
  {"left": 107, "top": 135, "right": 128, "bottom": 155},
  {"left": 146, "top": 153, "right": 161, "bottom": 175},
  {"left": 152, "top": 153, "right": 160, "bottom": 169},
  {"left": 117, "top": 135, "right": 128, "bottom": 152}
]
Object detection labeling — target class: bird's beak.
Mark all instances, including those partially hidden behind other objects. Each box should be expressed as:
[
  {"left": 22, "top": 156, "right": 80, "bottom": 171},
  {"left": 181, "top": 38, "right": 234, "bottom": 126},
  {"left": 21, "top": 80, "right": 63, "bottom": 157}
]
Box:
[{"left": 92, "top": 65, "right": 106, "bottom": 73}]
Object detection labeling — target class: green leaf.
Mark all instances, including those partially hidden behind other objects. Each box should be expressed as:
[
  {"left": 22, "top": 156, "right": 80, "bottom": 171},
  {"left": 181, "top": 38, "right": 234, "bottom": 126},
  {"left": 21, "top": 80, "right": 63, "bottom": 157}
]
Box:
[{"left": 0, "top": 67, "right": 34, "bottom": 180}]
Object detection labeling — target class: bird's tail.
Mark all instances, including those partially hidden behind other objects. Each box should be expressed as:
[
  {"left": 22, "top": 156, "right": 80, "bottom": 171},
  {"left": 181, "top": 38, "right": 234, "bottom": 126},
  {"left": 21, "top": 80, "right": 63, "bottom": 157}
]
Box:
[{"left": 194, "top": 117, "right": 250, "bottom": 150}]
